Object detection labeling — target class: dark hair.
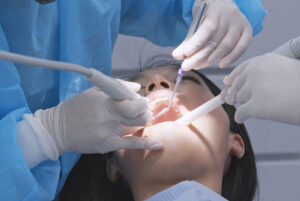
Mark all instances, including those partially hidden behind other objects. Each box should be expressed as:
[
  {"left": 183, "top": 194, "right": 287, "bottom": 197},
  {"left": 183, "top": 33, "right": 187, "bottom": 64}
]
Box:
[
  {"left": 192, "top": 70, "right": 257, "bottom": 201},
  {"left": 59, "top": 68, "right": 257, "bottom": 201}
]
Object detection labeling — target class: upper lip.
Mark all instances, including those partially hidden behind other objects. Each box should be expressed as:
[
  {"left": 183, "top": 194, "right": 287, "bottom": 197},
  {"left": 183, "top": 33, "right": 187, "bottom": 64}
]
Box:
[
  {"left": 146, "top": 89, "right": 174, "bottom": 100},
  {"left": 147, "top": 89, "right": 182, "bottom": 122},
  {"left": 147, "top": 89, "right": 174, "bottom": 110}
]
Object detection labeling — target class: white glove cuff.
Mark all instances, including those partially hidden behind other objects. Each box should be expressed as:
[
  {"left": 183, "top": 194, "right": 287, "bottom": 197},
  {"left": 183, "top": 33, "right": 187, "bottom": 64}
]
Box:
[
  {"left": 16, "top": 114, "right": 59, "bottom": 169},
  {"left": 273, "top": 36, "right": 300, "bottom": 60},
  {"left": 272, "top": 40, "right": 296, "bottom": 59}
]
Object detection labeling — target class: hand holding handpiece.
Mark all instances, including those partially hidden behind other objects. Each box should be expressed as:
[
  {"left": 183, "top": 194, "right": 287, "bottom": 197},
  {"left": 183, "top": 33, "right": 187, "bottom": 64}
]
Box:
[{"left": 0, "top": 49, "right": 163, "bottom": 169}]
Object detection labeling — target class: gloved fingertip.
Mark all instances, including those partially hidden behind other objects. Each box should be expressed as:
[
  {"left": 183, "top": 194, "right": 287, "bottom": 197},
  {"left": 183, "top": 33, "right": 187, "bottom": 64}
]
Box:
[
  {"left": 219, "top": 61, "right": 228, "bottom": 69},
  {"left": 144, "top": 110, "right": 153, "bottom": 123},
  {"left": 225, "top": 87, "right": 237, "bottom": 105},
  {"left": 144, "top": 139, "right": 163, "bottom": 150},
  {"left": 182, "top": 41, "right": 196, "bottom": 56},
  {"left": 181, "top": 61, "right": 192, "bottom": 71},
  {"left": 219, "top": 88, "right": 227, "bottom": 101},
  {"left": 220, "top": 58, "right": 233, "bottom": 69},
  {"left": 234, "top": 116, "right": 242, "bottom": 124},
  {"left": 143, "top": 97, "right": 150, "bottom": 104},
  {"left": 235, "top": 111, "right": 246, "bottom": 124},
  {"left": 172, "top": 48, "right": 184, "bottom": 60},
  {"left": 116, "top": 79, "right": 141, "bottom": 92},
  {"left": 223, "top": 76, "right": 231, "bottom": 86},
  {"left": 224, "top": 95, "right": 230, "bottom": 105},
  {"left": 219, "top": 64, "right": 225, "bottom": 69},
  {"left": 129, "top": 82, "right": 141, "bottom": 92}
]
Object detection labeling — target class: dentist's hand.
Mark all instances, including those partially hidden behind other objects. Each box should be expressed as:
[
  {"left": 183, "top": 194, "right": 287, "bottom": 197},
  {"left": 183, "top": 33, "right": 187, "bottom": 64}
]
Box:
[
  {"left": 223, "top": 53, "right": 300, "bottom": 125},
  {"left": 173, "top": 0, "right": 252, "bottom": 71},
  {"left": 34, "top": 80, "right": 162, "bottom": 155}
]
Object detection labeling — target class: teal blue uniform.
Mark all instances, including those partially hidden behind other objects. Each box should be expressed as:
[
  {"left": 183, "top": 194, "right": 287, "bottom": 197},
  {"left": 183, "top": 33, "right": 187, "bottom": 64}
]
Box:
[{"left": 0, "top": 0, "right": 266, "bottom": 200}]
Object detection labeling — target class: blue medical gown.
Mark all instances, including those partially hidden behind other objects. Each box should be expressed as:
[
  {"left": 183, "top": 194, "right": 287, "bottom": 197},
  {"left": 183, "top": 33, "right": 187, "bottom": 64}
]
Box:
[{"left": 0, "top": 0, "right": 266, "bottom": 200}]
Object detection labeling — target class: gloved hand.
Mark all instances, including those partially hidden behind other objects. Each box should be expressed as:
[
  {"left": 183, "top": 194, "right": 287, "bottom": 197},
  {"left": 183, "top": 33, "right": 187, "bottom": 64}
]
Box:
[
  {"left": 173, "top": 0, "right": 252, "bottom": 70},
  {"left": 223, "top": 53, "right": 300, "bottom": 125},
  {"left": 33, "top": 80, "right": 162, "bottom": 155}
]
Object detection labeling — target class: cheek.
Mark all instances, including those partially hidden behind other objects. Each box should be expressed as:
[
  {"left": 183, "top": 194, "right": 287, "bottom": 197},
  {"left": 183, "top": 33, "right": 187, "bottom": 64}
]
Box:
[
  {"left": 191, "top": 107, "right": 231, "bottom": 159},
  {"left": 177, "top": 85, "right": 210, "bottom": 110},
  {"left": 116, "top": 123, "right": 221, "bottom": 181},
  {"left": 178, "top": 84, "right": 231, "bottom": 157}
]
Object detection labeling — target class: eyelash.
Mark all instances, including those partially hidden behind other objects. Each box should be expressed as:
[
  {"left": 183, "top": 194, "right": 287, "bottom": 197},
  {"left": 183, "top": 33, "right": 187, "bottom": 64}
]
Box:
[
  {"left": 181, "top": 76, "right": 200, "bottom": 84},
  {"left": 139, "top": 76, "right": 199, "bottom": 89}
]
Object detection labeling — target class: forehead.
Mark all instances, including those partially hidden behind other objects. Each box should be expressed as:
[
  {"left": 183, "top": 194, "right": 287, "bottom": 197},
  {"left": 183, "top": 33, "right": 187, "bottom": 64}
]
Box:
[
  {"left": 134, "top": 65, "right": 178, "bottom": 79},
  {"left": 132, "top": 65, "right": 204, "bottom": 82}
]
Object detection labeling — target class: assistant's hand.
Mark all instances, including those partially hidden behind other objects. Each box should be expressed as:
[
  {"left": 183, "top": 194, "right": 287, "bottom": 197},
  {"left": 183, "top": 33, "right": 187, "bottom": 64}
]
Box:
[
  {"left": 34, "top": 80, "right": 163, "bottom": 155},
  {"left": 223, "top": 53, "right": 300, "bottom": 125},
  {"left": 173, "top": 0, "right": 252, "bottom": 70}
]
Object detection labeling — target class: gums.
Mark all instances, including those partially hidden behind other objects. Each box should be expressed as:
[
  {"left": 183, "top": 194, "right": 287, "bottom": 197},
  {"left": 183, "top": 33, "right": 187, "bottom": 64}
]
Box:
[{"left": 147, "top": 89, "right": 183, "bottom": 125}]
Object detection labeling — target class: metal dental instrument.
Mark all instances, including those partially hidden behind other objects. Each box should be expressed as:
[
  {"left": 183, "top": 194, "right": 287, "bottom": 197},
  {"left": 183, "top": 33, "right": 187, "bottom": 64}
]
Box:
[
  {"left": 0, "top": 50, "right": 139, "bottom": 101},
  {"left": 151, "top": 2, "right": 208, "bottom": 121},
  {"left": 193, "top": 1, "right": 208, "bottom": 34}
]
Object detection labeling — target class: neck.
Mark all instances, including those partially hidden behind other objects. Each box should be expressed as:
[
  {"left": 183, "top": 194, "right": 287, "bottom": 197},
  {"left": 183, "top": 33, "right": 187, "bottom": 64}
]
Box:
[{"left": 130, "top": 173, "right": 223, "bottom": 201}]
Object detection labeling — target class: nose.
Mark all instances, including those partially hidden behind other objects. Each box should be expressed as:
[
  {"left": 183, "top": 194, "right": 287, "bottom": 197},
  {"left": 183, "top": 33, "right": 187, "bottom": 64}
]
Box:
[{"left": 145, "top": 75, "right": 173, "bottom": 95}]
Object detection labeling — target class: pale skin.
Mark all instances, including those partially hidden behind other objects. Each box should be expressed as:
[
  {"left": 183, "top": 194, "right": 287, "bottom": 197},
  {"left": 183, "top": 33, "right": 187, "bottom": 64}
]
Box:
[{"left": 106, "top": 66, "right": 245, "bottom": 201}]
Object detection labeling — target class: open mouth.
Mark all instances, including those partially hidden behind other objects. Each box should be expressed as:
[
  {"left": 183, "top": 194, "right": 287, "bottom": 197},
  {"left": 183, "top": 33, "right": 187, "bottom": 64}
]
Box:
[
  {"left": 147, "top": 89, "right": 183, "bottom": 125},
  {"left": 132, "top": 89, "right": 185, "bottom": 137}
]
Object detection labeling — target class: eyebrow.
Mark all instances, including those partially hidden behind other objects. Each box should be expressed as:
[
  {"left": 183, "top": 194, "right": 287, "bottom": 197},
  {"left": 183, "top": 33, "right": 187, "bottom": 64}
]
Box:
[{"left": 182, "top": 75, "right": 201, "bottom": 85}]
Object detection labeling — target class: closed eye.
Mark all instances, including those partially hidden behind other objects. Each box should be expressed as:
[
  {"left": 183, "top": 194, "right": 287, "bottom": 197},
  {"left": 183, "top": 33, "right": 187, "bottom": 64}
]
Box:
[{"left": 181, "top": 76, "right": 200, "bottom": 85}]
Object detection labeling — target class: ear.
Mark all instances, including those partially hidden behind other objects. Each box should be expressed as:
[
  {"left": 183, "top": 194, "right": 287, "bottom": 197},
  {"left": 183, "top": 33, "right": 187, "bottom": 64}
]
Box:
[
  {"left": 106, "top": 156, "right": 121, "bottom": 183},
  {"left": 229, "top": 134, "right": 245, "bottom": 159}
]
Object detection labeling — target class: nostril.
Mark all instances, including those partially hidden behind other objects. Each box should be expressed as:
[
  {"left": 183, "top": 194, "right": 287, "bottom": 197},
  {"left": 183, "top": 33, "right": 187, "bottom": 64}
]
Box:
[
  {"left": 160, "top": 82, "right": 169, "bottom": 88},
  {"left": 148, "top": 83, "right": 155, "bottom": 91}
]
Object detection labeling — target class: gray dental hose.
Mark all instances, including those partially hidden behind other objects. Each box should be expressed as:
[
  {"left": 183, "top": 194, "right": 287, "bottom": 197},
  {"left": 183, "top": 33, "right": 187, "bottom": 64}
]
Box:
[
  {"left": 273, "top": 36, "right": 300, "bottom": 59},
  {"left": 0, "top": 50, "right": 139, "bottom": 100}
]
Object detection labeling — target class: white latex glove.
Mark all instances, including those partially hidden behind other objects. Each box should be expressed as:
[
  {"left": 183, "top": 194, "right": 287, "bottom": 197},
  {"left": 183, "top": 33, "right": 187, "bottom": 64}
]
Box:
[
  {"left": 173, "top": 0, "right": 252, "bottom": 70},
  {"left": 31, "top": 80, "right": 162, "bottom": 154},
  {"left": 223, "top": 53, "right": 300, "bottom": 125}
]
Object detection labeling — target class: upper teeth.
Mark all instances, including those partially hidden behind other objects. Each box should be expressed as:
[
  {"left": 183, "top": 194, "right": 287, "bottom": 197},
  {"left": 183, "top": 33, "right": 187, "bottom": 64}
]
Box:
[{"left": 148, "top": 97, "right": 169, "bottom": 110}]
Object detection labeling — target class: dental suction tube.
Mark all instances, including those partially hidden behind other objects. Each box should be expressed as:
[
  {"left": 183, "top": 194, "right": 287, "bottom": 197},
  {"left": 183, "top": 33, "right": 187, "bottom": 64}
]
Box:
[
  {"left": 0, "top": 50, "right": 92, "bottom": 76},
  {"left": 175, "top": 95, "right": 224, "bottom": 126}
]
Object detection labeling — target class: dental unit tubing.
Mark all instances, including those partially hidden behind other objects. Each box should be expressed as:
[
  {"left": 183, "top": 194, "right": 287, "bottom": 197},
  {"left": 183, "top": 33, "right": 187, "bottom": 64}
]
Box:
[
  {"left": 0, "top": 50, "right": 138, "bottom": 100},
  {"left": 273, "top": 36, "right": 300, "bottom": 60},
  {"left": 176, "top": 95, "right": 224, "bottom": 126}
]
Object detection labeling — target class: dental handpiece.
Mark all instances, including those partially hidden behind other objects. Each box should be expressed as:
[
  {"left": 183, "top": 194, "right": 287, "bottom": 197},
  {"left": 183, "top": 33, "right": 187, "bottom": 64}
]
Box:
[
  {"left": 0, "top": 50, "right": 139, "bottom": 100},
  {"left": 175, "top": 95, "right": 224, "bottom": 126}
]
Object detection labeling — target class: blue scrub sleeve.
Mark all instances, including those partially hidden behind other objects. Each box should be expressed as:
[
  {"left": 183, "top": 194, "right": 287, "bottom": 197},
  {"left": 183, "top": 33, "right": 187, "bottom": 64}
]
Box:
[
  {"left": 120, "top": 0, "right": 266, "bottom": 46},
  {"left": 233, "top": 0, "right": 267, "bottom": 36},
  {"left": 0, "top": 26, "right": 80, "bottom": 201},
  {"left": 120, "top": 0, "right": 194, "bottom": 47}
]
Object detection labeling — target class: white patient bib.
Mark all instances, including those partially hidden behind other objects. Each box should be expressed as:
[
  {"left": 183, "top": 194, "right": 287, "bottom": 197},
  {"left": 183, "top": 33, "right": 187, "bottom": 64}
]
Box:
[{"left": 146, "top": 180, "right": 227, "bottom": 201}]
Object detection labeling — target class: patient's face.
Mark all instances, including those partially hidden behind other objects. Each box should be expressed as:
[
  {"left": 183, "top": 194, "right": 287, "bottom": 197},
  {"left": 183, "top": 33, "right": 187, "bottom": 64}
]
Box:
[{"left": 111, "top": 66, "right": 243, "bottom": 187}]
